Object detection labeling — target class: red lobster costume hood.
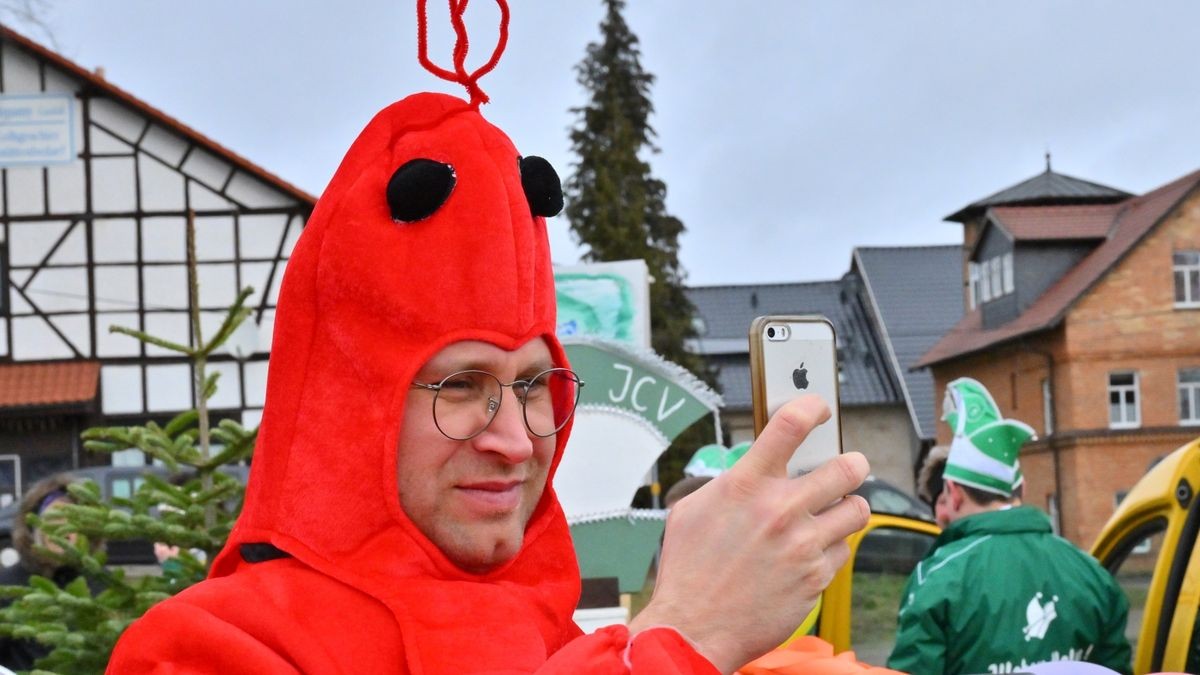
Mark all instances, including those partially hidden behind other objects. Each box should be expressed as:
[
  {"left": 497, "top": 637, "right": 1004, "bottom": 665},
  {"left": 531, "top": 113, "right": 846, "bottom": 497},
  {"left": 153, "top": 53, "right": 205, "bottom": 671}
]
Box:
[{"left": 107, "top": 3, "right": 715, "bottom": 673}]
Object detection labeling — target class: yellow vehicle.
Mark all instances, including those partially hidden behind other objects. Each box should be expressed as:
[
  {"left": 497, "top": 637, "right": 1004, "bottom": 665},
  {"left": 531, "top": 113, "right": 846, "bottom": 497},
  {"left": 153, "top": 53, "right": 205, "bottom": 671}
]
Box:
[
  {"left": 815, "top": 511, "right": 939, "bottom": 666},
  {"left": 1092, "top": 436, "right": 1200, "bottom": 674},
  {"left": 814, "top": 437, "right": 1200, "bottom": 673}
]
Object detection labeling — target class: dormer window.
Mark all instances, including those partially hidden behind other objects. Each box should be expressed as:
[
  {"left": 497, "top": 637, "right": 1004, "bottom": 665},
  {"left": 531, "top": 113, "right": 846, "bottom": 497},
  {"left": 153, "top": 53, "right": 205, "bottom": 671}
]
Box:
[
  {"left": 1175, "top": 251, "right": 1200, "bottom": 307},
  {"left": 970, "top": 253, "right": 1014, "bottom": 309}
]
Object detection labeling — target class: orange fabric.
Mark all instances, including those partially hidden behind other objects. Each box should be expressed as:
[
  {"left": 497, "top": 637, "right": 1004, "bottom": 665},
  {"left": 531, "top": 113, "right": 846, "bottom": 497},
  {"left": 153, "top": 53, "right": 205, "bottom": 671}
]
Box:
[
  {"left": 106, "top": 92, "right": 716, "bottom": 674},
  {"left": 737, "top": 637, "right": 906, "bottom": 675}
]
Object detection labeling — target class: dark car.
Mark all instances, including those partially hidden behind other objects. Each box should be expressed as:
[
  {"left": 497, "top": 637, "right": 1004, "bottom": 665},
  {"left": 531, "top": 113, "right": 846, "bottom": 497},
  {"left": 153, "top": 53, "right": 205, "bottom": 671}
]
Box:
[
  {"left": 851, "top": 475, "right": 933, "bottom": 520},
  {"left": 0, "top": 464, "right": 248, "bottom": 569},
  {"left": 851, "top": 476, "right": 936, "bottom": 573}
]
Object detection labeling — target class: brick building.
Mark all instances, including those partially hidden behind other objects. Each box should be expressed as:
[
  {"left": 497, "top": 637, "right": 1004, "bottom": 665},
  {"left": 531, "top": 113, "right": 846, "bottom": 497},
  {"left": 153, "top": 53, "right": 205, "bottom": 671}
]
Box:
[{"left": 917, "top": 163, "right": 1200, "bottom": 546}]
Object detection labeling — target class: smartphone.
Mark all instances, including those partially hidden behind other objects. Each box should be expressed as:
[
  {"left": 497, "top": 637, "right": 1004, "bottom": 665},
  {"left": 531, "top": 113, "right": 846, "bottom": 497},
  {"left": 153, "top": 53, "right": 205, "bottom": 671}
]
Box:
[{"left": 749, "top": 315, "right": 843, "bottom": 475}]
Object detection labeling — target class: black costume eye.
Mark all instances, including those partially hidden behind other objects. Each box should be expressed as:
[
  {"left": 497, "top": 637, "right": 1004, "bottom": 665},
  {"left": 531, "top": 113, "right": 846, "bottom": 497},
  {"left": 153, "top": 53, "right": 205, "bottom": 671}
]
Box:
[
  {"left": 519, "top": 156, "right": 563, "bottom": 218},
  {"left": 387, "top": 159, "right": 456, "bottom": 223}
]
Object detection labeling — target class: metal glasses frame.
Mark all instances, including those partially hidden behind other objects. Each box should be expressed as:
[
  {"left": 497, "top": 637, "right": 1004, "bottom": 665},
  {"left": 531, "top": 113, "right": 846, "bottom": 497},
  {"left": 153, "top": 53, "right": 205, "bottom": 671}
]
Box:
[{"left": 410, "top": 367, "right": 584, "bottom": 440}]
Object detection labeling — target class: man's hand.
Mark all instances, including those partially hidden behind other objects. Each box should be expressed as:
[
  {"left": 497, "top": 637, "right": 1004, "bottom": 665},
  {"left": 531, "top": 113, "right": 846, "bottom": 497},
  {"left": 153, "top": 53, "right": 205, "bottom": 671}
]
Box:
[{"left": 628, "top": 395, "right": 870, "bottom": 674}]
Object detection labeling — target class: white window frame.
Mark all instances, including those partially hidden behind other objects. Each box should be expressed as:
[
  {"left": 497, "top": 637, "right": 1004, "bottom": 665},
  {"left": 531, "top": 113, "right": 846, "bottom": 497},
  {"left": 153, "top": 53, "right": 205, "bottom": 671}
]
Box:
[
  {"left": 1107, "top": 371, "right": 1141, "bottom": 430},
  {"left": 1042, "top": 378, "right": 1054, "bottom": 435},
  {"left": 980, "top": 260, "right": 992, "bottom": 302},
  {"left": 0, "top": 454, "right": 20, "bottom": 506},
  {"left": 968, "top": 262, "right": 980, "bottom": 310},
  {"left": 989, "top": 257, "right": 1002, "bottom": 299},
  {"left": 1179, "top": 368, "right": 1200, "bottom": 426},
  {"left": 1175, "top": 251, "right": 1200, "bottom": 307},
  {"left": 1002, "top": 252, "right": 1014, "bottom": 294},
  {"left": 112, "top": 448, "right": 148, "bottom": 467}
]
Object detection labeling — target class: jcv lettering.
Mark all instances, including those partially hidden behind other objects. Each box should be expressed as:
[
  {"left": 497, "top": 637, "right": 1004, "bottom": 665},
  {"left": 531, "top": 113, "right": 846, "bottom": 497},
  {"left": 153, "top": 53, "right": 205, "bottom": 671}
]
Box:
[{"left": 607, "top": 363, "right": 686, "bottom": 422}]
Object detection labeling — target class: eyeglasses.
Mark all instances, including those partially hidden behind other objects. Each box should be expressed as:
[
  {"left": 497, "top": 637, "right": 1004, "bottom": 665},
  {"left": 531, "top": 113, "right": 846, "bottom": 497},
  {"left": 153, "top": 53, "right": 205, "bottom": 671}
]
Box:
[{"left": 411, "top": 368, "right": 584, "bottom": 440}]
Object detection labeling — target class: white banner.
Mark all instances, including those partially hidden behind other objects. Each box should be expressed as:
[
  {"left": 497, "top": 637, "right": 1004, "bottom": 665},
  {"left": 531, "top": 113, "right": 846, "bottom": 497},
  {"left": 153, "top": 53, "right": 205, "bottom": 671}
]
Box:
[{"left": 0, "top": 93, "right": 75, "bottom": 166}]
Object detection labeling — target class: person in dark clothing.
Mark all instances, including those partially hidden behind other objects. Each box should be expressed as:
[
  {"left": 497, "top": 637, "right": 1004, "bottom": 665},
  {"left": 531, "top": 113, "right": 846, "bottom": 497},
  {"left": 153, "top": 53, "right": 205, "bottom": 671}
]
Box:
[{"left": 0, "top": 473, "right": 84, "bottom": 670}]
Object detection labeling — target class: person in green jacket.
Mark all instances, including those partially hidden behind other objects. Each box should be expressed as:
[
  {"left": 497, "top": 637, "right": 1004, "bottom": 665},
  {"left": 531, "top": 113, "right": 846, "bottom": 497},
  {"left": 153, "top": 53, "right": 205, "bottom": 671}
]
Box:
[{"left": 887, "top": 378, "right": 1131, "bottom": 675}]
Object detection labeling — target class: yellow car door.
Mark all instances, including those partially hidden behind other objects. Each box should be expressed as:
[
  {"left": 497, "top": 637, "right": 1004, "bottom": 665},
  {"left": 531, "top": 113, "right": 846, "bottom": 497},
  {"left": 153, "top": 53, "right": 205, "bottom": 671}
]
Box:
[
  {"left": 817, "top": 513, "right": 940, "bottom": 662},
  {"left": 1091, "top": 437, "right": 1200, "bottom": 674}
]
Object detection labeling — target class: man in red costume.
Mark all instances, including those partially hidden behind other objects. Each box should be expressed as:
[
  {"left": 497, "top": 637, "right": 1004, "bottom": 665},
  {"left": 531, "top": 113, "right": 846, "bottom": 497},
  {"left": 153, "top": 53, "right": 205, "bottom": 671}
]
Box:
[{"left": 107, "top": 12, "right": 870, "bottom": 675}]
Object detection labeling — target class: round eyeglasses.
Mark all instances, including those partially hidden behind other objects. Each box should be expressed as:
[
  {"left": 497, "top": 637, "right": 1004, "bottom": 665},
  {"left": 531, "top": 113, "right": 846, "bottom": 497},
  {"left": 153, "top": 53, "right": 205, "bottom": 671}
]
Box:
[{"left": 410, "top": 368, "right": 584, "bottom": 440}]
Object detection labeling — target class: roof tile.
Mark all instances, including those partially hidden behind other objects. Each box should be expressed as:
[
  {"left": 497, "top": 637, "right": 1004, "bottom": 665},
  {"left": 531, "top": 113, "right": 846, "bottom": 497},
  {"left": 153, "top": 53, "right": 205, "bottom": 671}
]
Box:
[
  {"left": 687, "top": 281, "right": 901, "bottom": 409},
  {"left": 853, "top": 246, "right": 964, "bottom": 440},
  {"left": 919, "top": 169, "right": 1200, "bottom": 366},
  {"left": 989, "top": 203, "right": 1118, "bottom": 241},
  {"left": 0, "top": 361, "right": 101, "bottom": 409},
  {"left": 946, "top": 169, "right": 1131, "bottom": 222}
]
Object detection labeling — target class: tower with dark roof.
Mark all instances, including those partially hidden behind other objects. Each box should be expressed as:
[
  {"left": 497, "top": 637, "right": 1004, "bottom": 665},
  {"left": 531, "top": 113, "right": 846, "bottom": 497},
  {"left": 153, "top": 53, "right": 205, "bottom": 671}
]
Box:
[{"left": 944, "top": 165, "right": 1131, "bottom": 311}]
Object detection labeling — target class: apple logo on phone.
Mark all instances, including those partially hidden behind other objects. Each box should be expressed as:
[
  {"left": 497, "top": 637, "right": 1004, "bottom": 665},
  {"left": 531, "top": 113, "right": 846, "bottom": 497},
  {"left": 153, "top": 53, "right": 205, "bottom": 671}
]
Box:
[{"left": 793, "top": 363, "right": 809, "bottom": 390}]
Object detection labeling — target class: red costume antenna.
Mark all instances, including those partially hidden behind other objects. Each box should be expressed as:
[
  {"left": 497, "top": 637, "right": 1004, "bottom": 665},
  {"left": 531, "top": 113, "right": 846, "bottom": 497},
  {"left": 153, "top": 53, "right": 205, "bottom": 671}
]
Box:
[{"left": 417, "top": 0, "right": 510, "bottom": 107}]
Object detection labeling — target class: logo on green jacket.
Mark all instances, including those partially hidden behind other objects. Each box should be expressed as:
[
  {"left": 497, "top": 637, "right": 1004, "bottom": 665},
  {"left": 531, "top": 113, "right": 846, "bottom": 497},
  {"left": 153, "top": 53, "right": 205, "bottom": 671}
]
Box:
[{"left": 1023, "top": 592, "right": 1059, "bottom": 641}]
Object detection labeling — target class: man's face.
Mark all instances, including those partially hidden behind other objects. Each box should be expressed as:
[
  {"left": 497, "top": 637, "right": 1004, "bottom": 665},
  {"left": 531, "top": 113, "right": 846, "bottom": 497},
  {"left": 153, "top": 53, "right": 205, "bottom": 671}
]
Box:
[
  {"left": 396, "top": 338, "right": 558, "bottom": 573},
  {"left": 35, "top": 498, "right": 77, "bottom": 554}
]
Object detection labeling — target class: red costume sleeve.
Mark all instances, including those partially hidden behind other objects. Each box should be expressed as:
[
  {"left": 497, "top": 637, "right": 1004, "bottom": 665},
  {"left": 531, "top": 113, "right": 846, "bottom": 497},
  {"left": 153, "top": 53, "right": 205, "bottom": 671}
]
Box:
[
  {"left": 108, "top": 607, "right": 718, "bottom": 675},
  {"left": 106, "top": 602, "right": 301, "bottom": 674}
]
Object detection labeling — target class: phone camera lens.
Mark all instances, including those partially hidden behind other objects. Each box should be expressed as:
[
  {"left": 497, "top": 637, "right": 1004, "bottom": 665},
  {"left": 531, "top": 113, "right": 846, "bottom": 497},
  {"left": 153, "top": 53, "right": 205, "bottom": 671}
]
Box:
[{"left": 767, "top": 327, "right": 776, "bottom": 338}]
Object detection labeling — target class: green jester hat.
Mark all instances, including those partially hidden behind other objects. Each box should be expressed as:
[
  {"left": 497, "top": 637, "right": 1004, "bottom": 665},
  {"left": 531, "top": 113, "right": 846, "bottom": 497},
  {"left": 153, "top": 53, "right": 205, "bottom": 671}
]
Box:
[{"left": 942, "top": 377, "right": 1036, "bottom": 497}]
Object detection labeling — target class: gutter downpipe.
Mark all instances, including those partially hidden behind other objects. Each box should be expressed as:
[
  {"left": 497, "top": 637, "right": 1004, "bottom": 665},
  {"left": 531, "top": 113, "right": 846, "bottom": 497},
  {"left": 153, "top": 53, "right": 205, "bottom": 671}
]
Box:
[{"left": 1022, "top": 340, "right": 1063, "bottom": 535}]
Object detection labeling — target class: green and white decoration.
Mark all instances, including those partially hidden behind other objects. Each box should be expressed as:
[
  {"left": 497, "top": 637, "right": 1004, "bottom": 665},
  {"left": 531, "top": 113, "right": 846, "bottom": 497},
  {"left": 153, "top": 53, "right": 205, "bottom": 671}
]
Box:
[
  {"left": 556, "top": 337, "right": 722, "bottom": 518},
  {"left": 683, "top": 441, "right": 752, "bottom": 477}
]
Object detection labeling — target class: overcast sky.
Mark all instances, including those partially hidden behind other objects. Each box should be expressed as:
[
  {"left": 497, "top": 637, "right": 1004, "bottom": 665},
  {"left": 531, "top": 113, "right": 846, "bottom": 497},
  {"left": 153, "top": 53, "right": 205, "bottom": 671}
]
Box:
[{"left": 12, "top": 1, "right": 1200, "bottom": 286}]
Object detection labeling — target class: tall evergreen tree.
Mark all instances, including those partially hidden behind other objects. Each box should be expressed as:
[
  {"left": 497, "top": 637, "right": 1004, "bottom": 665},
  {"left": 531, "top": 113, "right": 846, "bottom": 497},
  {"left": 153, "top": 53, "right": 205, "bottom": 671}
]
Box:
[{"left": 566, "top": 0, "right": 717, "bottom": 498}]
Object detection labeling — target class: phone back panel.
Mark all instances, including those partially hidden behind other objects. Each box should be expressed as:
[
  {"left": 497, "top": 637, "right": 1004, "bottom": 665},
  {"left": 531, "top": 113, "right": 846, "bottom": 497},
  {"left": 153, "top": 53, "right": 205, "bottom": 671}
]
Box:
[{"left": 749, "top": 316, "right": 842, "bottom": 475}]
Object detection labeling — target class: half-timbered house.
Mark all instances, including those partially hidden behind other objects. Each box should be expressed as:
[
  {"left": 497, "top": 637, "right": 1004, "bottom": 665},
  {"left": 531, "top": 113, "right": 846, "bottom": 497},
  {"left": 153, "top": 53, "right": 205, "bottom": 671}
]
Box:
[{"left": 0, "top": 26, "right": 315, "bottom": 503}]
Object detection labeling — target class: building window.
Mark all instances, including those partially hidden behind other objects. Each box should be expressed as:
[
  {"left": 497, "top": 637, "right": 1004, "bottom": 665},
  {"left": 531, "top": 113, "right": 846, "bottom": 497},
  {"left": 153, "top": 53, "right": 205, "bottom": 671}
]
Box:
[
  {"left": 111, "top": 449, "right": 148, "bottom": 467},
  {"left": 1108, "top": 372, "right": 1140, "bottom": 429},
  {"left": 968, "top": 262, "right": 980, "bottom": 309},
  {"left": 1180, "top": 368, "right": 1200, "bottom": 425},
  {"left": 1176, "top": 251, "right": 1200, "bottom": 307},
  {"left": 1042, "top": 378, "right": 1054, "bottom": 435},
  {"left": 974, "top": 253, "right": 1015, "bottom": 304}
]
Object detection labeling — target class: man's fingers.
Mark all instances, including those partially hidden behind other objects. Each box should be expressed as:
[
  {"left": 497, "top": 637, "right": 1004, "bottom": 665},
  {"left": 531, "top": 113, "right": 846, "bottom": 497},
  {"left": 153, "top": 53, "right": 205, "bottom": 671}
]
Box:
[
  {"left": 731, "top": 395, "right": 831, "bottom": 480},
  {"left": 823, "top": 539, "right": 852, "bottom": 574},
  {"left": 811, "top": 493, "right": 870, "bottom": 550},
  {"left": 794, "top": 452, "right": 870, "bottom": 511}
]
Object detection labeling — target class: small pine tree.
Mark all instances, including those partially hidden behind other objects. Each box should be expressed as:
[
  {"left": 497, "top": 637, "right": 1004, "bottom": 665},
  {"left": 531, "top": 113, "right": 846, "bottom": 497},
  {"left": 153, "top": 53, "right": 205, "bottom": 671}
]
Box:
[
  {"left": 0, "top": 214, "right": 257, "bottom": 674},
  {"left": 566, "top": 0, "right": 718, "bottom": 498}
]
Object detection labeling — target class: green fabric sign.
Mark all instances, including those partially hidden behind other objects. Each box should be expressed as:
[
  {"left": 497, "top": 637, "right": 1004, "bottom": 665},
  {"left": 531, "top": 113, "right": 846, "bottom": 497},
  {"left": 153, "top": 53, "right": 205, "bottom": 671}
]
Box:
[
  {"left": 555, "top": 273, "right": 636, "bottom": 343},
  {"left": 565, "top": 343, "right": 711, "bottom": 441}
]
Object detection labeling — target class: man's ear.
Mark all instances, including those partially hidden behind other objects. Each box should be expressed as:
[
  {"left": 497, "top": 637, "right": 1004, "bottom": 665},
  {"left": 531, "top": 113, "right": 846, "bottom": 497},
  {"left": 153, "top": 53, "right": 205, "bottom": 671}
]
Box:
[{"left": 945, "top": 480, "right": 965, "bottom": 512}]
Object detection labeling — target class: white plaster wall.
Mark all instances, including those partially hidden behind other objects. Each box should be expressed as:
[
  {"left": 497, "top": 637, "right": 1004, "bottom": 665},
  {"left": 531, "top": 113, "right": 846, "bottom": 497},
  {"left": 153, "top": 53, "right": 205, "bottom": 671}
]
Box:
[{"left": 1, "top": 42, "right": 307, "bottom": 422}]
